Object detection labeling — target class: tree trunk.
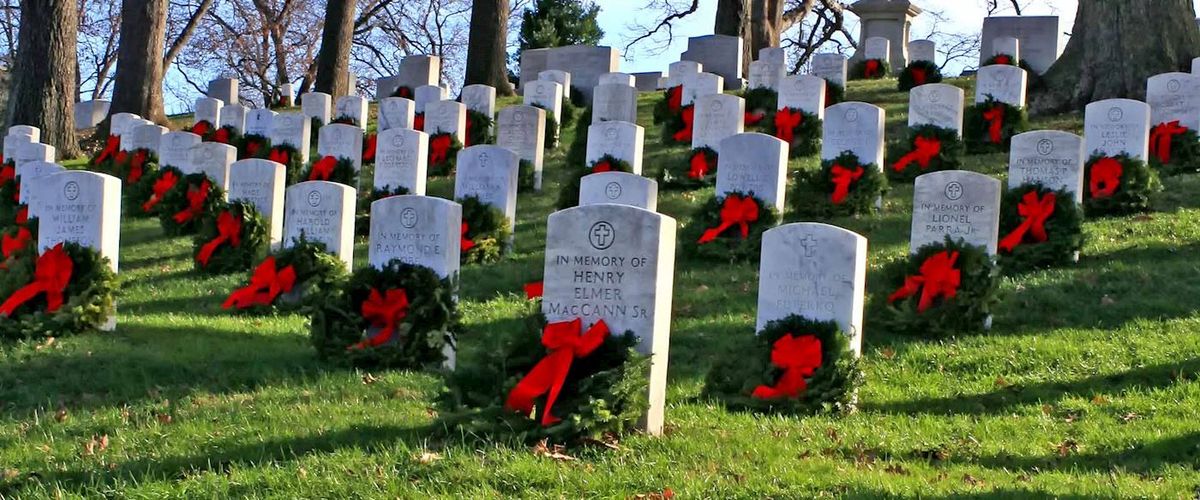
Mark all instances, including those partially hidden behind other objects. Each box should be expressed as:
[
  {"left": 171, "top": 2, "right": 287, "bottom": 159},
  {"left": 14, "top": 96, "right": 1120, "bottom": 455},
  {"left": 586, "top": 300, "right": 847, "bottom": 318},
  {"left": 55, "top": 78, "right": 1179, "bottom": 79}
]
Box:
[
  {"left": 314, "top": 0, "right": 355, "bottom": 96},
  {"left": 465, "top": 0, "right": 515, "bottom": 96},
  {"left": 749, "top": 0, "right": 784, "bottom": 62},
  {"left": 715, "top": 0, "right": 752, "bottom": 75},
  {"left": 1030, "top": 0, "right": 1200, "bottom": 115},
  {"left": 7, "top": 0, "right": 79, "bottom": 158},
  {"left": 110, "top": 0, "right": 168, "bottom": 126}
]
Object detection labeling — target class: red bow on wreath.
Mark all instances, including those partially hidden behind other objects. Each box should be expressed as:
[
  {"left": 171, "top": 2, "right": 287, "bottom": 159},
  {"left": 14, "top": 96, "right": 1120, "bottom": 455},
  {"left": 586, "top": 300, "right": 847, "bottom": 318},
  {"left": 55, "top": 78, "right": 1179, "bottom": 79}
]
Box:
[
  {"left": 1089, "top": 157, "right": 1123, "bottom": 199},
  {"left": 363, "top": 134, "right": 377, "bottom": 163},
  {"left": 211, "top": 127, "right": 230, "bottom": 144},
  {"left": 308, "top": 156, "right": 338, "bottom": 181},
  {"left": 142, "top": 170, "right": 179, "bottom": 213},
  {"left": 414, "top": 113, "right": 425, "bottom": 132},
  {"left": 14, "top": 206, "right": 28, "bottom": 226},
  {"left": 592, "top": 160, "right": 613, "bottom": 173},
  {"left": 504, "top": 318, "right": 610, "bottom": 426},
  {"left": 268, "top": 148, "right": 289, "bottom": 166},
  {"left": 699, "top": 195, "right": 759, "bottom": 243},
  {"left": 773, "top": 108, "right": 803, "bottom": 143},
  {"left": 911, "top": 67, "right": 928, "bottom": 86},
  {"left": 751, "top": 333, "right": 823, "bottom": 400},
  {"left": 993, "top": 54, "right": 1011, "bottom": 65},
  {"left": 349, "top": 288, "right": 410, "bottom": 350},
  {"left": 673, "top": 106, "right": 695, "bottom": 143},
  {"left": 0, "top": 163, "right": 14, "bottom": 186},
  {"left": 744, "top": 111, "right": 766, "bottom": 127},
  {"left": 246, "top": 139, "right": 263, "bottom": 158},
  {"left": 1, "top": 226, "right": 31, "bottom": 259},
  {"left": 667, "top": 85, "right": 683, "bottom": 112},
  {"left": 688, "top": 150, "right": 712, "bottom": 179},
  {"left": 430, "top": 134, "right": 452, "bottom": 166},
  {"left": 128, "top": 150, "right": 148, "bottom": 185},
  {"left": 460, "top": 223, "right": 475, "bottom": 252},
  {"left": 865, "top": 59, "right": 881, "bottom": 78},
  {"left": 888, "top": 250, "right": 961, "bottom": 313},
  {"left": 114, "top": 150, "right": 129, "bottom": 169},
  {"left": 982, "top": 106, "right": 1005, "bottom": 144},
  {"left": 191, "top": 121, "right": 212, "bottom": 137},
  {"left": 464, "top": 116, "right": 475, "bottom": 147},
  {"left": 222, "top": 256, "right": 297, "bottom": 309},
  {"left": 1149, "top": 121, "right": 1188, "bottom": 164},
  {"left": 94, "top": 135, "right": 120, "bottom": 165},
  {"left": 998, "top": 191, "right": 1056, "bottom": 253},
  {"left": 0, "top": 243, "right": 73, "bottom": 316},
  {"left": 524, "top": 281, "right": 544, "bottom": 300},
  {"left": 172, "top": 179, "right": 212, "bottom": 224},
  {"left": 196, "top": 210, "right": 243, "bottom": 266},
  {"left": 830, "top": 164, "right": 864, "bottom": 205},
  {"left": 891, "top": 136, "right": 942, "bottom": 173}
]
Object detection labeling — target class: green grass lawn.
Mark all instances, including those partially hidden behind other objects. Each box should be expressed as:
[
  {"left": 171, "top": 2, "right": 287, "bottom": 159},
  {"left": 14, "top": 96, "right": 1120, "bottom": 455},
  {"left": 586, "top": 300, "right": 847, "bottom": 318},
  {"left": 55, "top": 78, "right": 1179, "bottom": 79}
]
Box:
[{"left": 2, "top": 78, "right": 1199, "bottom": 498}]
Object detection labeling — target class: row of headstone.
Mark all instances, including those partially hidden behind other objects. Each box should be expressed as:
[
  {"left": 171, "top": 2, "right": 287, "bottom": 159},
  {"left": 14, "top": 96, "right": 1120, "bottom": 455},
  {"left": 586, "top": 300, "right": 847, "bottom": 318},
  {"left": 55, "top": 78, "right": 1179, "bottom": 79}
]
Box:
[{"left": 519, "top": 45, "right": 619, "bottom": 100}]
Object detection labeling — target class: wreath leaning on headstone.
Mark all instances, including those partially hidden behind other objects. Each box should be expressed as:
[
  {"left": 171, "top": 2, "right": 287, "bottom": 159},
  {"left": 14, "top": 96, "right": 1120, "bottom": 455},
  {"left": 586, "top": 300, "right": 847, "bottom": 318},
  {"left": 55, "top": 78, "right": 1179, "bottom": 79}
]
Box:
[
  {"left": 1148, "top": 121, "right": 1200, "bottom": 176},
  {"left": 660, "top": 146, "right": 718, "bottom": 190},
  {"left": 653, "top": 84, "right": 684, "bottom": 127},
  {"left": 111, "top": 148, "right": 158, "bottom": 187},
  {"left": 825, "top": 82, "right": 845, "bottom": 107},
  {"left": 964, "top": 96, "right": 1028, "bottom": 154},
  {"left": 1, "top": 214, "right": 35, "bottom": 261},
  {"left": 897, "top": 60, "right": 943, "bottom": 92},
  {"left": 240, "top": 133, "right": 271, "bottom": 160},
  {"left": 87, "top": 134, "right": 121, "bottom": 171},
  {"left": 223, "top": 236, "right": 348, "bottom": 313},
  {"left": 459, "top": 195, "right": 512, "bottom": 265},
  {"left": 703, "top": 314, "right": 863, "bottom": 414},
  {"left": 300, "top": 155, "right": 357, "bottom": 186},
  {"left": 742, "top": 87, "right": 777, "bottom": 129},
  {"left": 192, "top": 201, "right": 270, "bottom": 275},
  {"left": 876, "top": 237, "right": 1000, "bottom": 337},
  {"left": 0, "top": 241, "right": 118, "bottom": 341},
  {"left": 309, "top": 259, "right": 458, "bottom": 369},
  {"left": 465, "top": 109, "right": 494, "bottom": 147},
  {"left": 330, "top": 115, "right": 359, "bottom": 127},
  {"left": 362, "top": 133, "right": 377, "bottom": 165},
  {"left": 436, "top": 305, "right": 650, "bottom": 445},
  {"left": 1082, "top": 152, "right": 1162, "bottom": 217},
  {"left": 682, "top": 190, "right": 780, "bottom": 263},
  {"left": 208, "top": 125, "right": 241, "bottom": 146},
  {"left": 129, "top": 165, "right": 182, "bottom": 218},
  {"left": 661, "top": 103, "right": 693, "bottom": 146},
  {"left": 771, "top": 107, "right": 822, "bottom": 158},
  {"left": 792, "top": 151, "right": 889, "bottom": 218},
  {"left": 265, "top": 144, "right": 305, "bottom": 184},
  {"left": 997, "top": 183, "right": 1085, "bottom": 273},
  {"left": 885, "top": 124, "right": 963, "bottom": 183},
  {"left": 427, "top": 132, "right": 464, "bottom": 177},
  {"left": 556, "top": 154, "right": 633, "bottom": 210},
  {"left": 850, "top": 58, "right": 890, "bottom": 80},
  {"left": 158, "top": 172, "right": 224, "bottom": 236}
]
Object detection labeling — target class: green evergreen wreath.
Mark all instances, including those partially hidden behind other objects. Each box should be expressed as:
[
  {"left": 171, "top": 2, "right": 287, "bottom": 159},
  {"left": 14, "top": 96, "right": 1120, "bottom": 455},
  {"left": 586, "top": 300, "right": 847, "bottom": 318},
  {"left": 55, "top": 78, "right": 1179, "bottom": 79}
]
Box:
[
  {"left": 265, "top": 144, "right": 306, "bottom": 184},
  {"left": 825, "top": 82, "right": 845, "bottom": 106},
  {"left": 427, "top": 132, "right": 463, "bottom": 177},
  {"left": 560, "top": 99, "right": 578, "bottom": 128},
  {"left": 241, "top": 133, "right": 271, "bottom": 160},
  {"left": 530, "top": 103, "right": 560, "bottom": 149},
  {"left": 0, "top": 241, "right": 117, "bottom": 340},
  {"left": 660, "top": 146, "right": 718, "bottom": 190},
  {"left": 885, "top": 124, "right": 963, "bottom": 183},
  {"left": 436, "top": 308, "right": 650, "bottom": 444},
  {"left": 964, "top": 97, "right": 1028, "bottom": 154},
  {"left": 224, "top": 236, "right": 348, "bottom": 313},
  {"left": 355, "top": 185, "right": 411, "bottom": 237},
  {"left": 983, "top": 53, "right": 1017, "bottom": 67},
  {"left": 771, "top": 107, "right": 822, "bottom": 158},
  {"left": 556, "top": 154, "right": 633, "bottom": 210},
  {"left": 465, "top": 109, "right": 494, "bottom": 146},
  {"left": 192, "top": 201, "right": 270, "bottom": 275},
  {"left": 113, "top": 148, "right": 159, "bottom": 187},
  {"left": 1, "top": 217, "right": 35, "bottom": 259},
  {"left": 876, "top": 237, "right": 1000, "bottom": 337},
  {"left": 653, "top": 85, "right": 683, "bottom": 125},
  {"left": 459, "top": 195, "right": 512, "bottom": 265},
  {"left": 127, "top": 165, "right": 182, "bottom": 218},
  {"left": 742, "top": 87, "right": 778, "bottom": 128},
  {"left": 792, "top": 151, "right": 888, "bottom": 217},
  {"left": 158, "top": 172, "right": 224, "bottom": 236},
  {"left": 1148, "top": 125, "right": 1200, "bottom": 176},
  {"left": 208, "top": 125, "right": 241, "bottom": 147},
  {"left": 565, "top": 106, "right": 593, "bottom": 168},
  {"left": 300, "top": 155, "right": 357, "bottom": 186},
  {"left": 850, "top": 58, "right": 891, "bottom": 80},
  {"left": 681, "top": 191, "right": 780, "bottom": 263},
  {"left": 330, "top": 115, "right": 359, "bottom": 127},
  {"left": 702, "top": 315, "right": 863, "bottom": 414},
  {"left": 309, "top": 259, "right": 459, "bottom": 369},
  {"left": 897, "top": 60, "right": 943, "bottom": 92},
  {"left": 661, "top": 104, "right": 692, "bottom": 146},
  {"left": 997, "top": 183, "right": 1085, "bottom": 273},
  {"left": 86, "top": 135, "right": 122, "bottom": 171},
  {"left": 1082, "top": 153, "right": 1161, "bottom": 217},
  {"left": 391, "top": 86, "right": 414, "bottom": 99}
]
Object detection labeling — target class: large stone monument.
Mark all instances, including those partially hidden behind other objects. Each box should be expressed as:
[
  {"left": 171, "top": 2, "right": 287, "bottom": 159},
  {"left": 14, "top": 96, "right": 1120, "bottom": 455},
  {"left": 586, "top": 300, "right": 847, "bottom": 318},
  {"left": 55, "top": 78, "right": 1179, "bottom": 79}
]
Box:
[{"left": 848, "top": 0, "right": 923, "bottom": 73}]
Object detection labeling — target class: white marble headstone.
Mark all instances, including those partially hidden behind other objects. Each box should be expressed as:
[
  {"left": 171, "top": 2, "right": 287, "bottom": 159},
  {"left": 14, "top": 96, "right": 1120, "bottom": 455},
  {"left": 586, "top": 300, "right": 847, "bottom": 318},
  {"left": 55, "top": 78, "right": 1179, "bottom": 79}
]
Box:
[
  {"left": 523, "top": 80, "right": 564, "bottom": 125},
  {"left": 974, "top": 65, "right": 1028, "bottom": 107},
  {"left": 585, "top": 121, "right": 644, "bottom": 174},
  {"left": 909, "top": 83, "right": 965, "bottom": 135},
  {"left": 244, "top": 109, "right": 276, "bottom": 137},
  {"left": 811, "top": 53, "right": 848, "bottom": 88},
  {"left": 282, "top": 181, "right": 356, "bottom": 267},
  {"left": 578, "top": 172, "right": 658, "bottom": 211},
  {"left": 715, "top": 133, "right": 788, "bottom": 212},
  {"left": 414, "top": 85, "right": 448, "bottom": 114},
  {"left": 821, "top": 102, "right": 885, "bottom": 168},
  {"left": 991, "top": 36, "right": 1021, "bottom": 62},
  {"left": 496, "top": 105, "right": 546, "bottom": 190},
  {"left": 17, "top": 161, "right": 64, "bottom": 212},
  {"left": 666, "top": 60, "right": 703, "bottom": 88},
  {"left": 682, "top": 72, "right": 723, "bottom": 106},
  {"left": 219, "top": 104, "right": 246, "bottom": 134},
  {"left": 1084, "top": 98, "right": 1151, "bottom": 161},
  {"left": 598, "top": 72, "right": 634, "bottom": 87},
  {"left": 692, "top": 93, "right": 745, "bottom": 150},
  {"left": 14, "top": 142, "right": 54, "bottom": 170},
  {"left": 778, "top": 75, "right": 827, "bottom": 119},
  {"left": 1146, "top": 72, "right": 1200, "bottom": 131},
  {"left": 269, "top": 112, "right": 312, "bottom": 163},
  {"left": 334, "top": 95, "right": 368, "bottom": 130},
  {"left": 159, "top": 132, "right": 201, "bottom": 171},
  {"left": 460, "top": 84, "right": 497, "bottom": 117},
  {"left": 591, "top": 83, "right": 638, "bottom": 124},
  {"left": 127, "top": 124, "right": 167, "bottom": 154},
  {"left": 864, "top": 37, "right": 890, "bottom": 61},
  {"left": 1009, "top": 130, "right": 1085, "bottom": 203},
  {"left": 317, "top": 123, "right": 364, "bottom": 171},
  {"left": 368, "top": 195, "right": 461, "bottom": 279},
  {"left": 35, "top": 171, "right": 121, "bottom": 276},
  {"left": 908, "top": 39, "right": 936, "bottom": 64},
  {"left": 190, "top": 142, "right": 238, "bottom": 193},
  {"left": 195, "top": 97, "right": 223, "bottom": 126},
  {"left": 423, "top": 100, "right": 467, "bottom": 144},
  {"left": 454, "top": 145, "right": 520, "bottom": 225},
  {"left": 301, "top": 92, "right": 332, "bottom": 126},
  {"left": 228, "top": 159, "right": 286, "bottom": 247},
  {"left": 378, "top": 97, "right": 415, "bottom": 132},
  {"left": 374, "top": 128, "right": 428, "bottom": 195},
  {"left": 911, "top": 170, "right": 1002, "bottom": 255}
]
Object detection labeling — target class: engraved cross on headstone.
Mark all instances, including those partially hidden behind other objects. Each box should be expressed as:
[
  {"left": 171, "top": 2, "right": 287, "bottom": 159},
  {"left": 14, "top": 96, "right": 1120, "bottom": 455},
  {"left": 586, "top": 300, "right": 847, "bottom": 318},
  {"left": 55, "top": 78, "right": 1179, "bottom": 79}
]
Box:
[{"left": 800, "top": 234, "right": 818, "bottom": 257}]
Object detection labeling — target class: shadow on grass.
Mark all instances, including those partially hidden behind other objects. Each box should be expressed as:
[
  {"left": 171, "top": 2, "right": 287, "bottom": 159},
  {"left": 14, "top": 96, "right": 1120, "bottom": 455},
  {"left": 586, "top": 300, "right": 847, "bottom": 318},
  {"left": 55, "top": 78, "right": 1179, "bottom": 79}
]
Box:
[
  {"left": 969, "top": 430, "right": 1200, "bottom": 475},
  {"left": 0, "top": 323, "right": 320, "bottom": 419},
  {"left": 861, "top": 357, "right": 1200, "bottom": 416}
]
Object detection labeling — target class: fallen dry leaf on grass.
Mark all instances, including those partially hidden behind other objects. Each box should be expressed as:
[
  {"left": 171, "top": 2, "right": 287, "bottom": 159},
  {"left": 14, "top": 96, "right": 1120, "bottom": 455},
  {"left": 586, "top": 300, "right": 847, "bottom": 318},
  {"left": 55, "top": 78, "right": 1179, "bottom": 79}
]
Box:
[
  {"left": 362, "top": 373, "right": 379, "bottom": 385},
  {"left": 54, "top": 406, "right": 68, "bottom": 423},
  {"left": 532, "top": 439, "right": 576, "bottom": 461},
  {"left": 414, "top": 451, "right": 442, "bottom": 464},
  {"left": 629, "top": 489, "right": 674, "bottom": 499}
]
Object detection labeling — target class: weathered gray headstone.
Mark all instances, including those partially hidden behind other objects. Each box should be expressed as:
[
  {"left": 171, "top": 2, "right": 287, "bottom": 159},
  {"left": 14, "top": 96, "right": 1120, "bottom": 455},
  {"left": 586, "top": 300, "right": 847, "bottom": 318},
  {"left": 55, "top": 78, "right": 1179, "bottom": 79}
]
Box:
[
  {"left": 1146, "top": 72, "right": 1200, "bottom": 131},
  {"left": 301, "top": 92, "right": 332, "bottom": 126},
  {"left": 715, "top": 132, "right": 788, "bottom": 212},
  {"left": 191, "top": 142, "right": 237, "bottom": 193},
  {"left": 317, "top": 123, "right": 364, "bottom": 171},
  {"left": 228, "top": 159, "right": 286, "bottom": 247},
  {"left": 244, "top": 109, "right": 276, "bottom": 137},
  {"left": 127, "top": 124, "right": 167, "bottom": 154},
  {"left": 681, "top": 35, "right": 743, "bottom": 90},
  {"left": 269, "top": 112, "right": 312, "bottom": 163},
  {"left": 778, "top": 75, "right": 827, "bottom": 119},
  {"left": 631, "top": 72, "right": 663, "bottom": 92},
  {"left": 282, "top": 181, "right": 355, "bottom": 267},
  {"left": 523, "top": 79, "right": 564, "bottom": 126},
  {"left": 74, "top": 100, "right": 110, "bottom": 130},
  {"left": 207, "top": 78, "right": 239, "bottom": 105},
  {"left": 910, "top": 170, "right": 1002, "bottom": 255},
  {"left": 368, "top": 195, "right": 461, "bottom": 279},
  {"left": 692, "top": 93, "right": 745, "bottom": 150},
  {"left": 908, "top": 39, "right": 936, "bottom": 64},
  {"left": 1009, "top": 130, "right": 1085, "bottom": 203},
  {"left": 811, "top": 53, "right": 848, "bottom": 88},
  {"left": 848, "top": 0, "right": 921, "bottom": 71},
  {"left": 598, "top": 72, "right": 634, "bottom": 87},
  {"left": 378, "top": 97, "right": 415, "bottom": 132},
  {"left": 374, "top": 128, "right": 428, "bottom": 195},
  {"left": 194, "top": 97, "right": 223, "bottom": 126},
  {"left": 990, "top": 36, "right": 1020, "bottom": 62},
  {"left": 496, "top": 105, "right": 546, "bottom": 190},
  {"left": 980, "top": 16, "right": 1060, "bottom": 74},
  {"left": 682, "top": 71, "right": 723, "bottom": 106},
  {"left": 423, "top": 100, "right": 467, "bottom": 144},
  {"left": 334, "top": 95, "right": 368, "bottom": 130},
  {"left": 748, "top": 60, "right": 783, "bottom": 91},
  {"left": 821, "top": 102, "right": 885, "bottom": 167},
  {"left": 1084, "top": 98, "right": 1151, "bottom": 162},
  {"left": 666, "top": 60, "right": 703, "bottom": 88},
  {"left": 974, "top": 64, "right": 1027, "bottom": 107},
  {"left": 541, "top": 45, "right": 620, "bottom": 100},
  {"left": 17, "top": 161, "right": 64, "bottom": 213},
  {"left": 159, "top": 131, "right": 201, "bottom": 171},
  {"left": 864, "top": 37, "right": 891, "bottom": 61},
  {"left": 757, "top": 222, "right": 867, "bottom": 354},
  {"left": 454, "top": 145, "right": 519, "bottom": 225},
  {"left": 414, "top": 85, "right": 448, "bottom": 114},
  {"left": 460, "top": 84, "right": 496, "bottom": 117},
  {"left": 585, "top": 121, "right": 644, "bottom": 174},
  {"left": 578, "top": 172, "right": 658, "bottom": 211},
  {"left": 909, "top": 83, "right": 965, "bottom": 135},
  {"left": 538, "top": 69, "right": 572, "bottom": 98},
  {"left": 398, "top": 55, "right": 441, "bottom": 90},
  {"left": 541, "top": 204, "right": 676, "bottom": 436},
  {"left": 219, "top": 104, "right": 246, "bottom": 134},
  {"left": 591, "top": 83, "right": 638, "bottom": 124}
]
